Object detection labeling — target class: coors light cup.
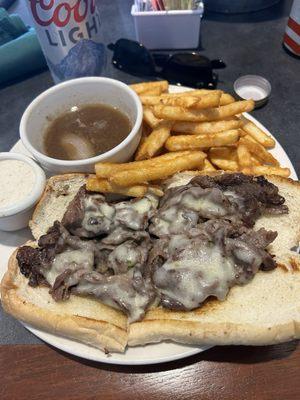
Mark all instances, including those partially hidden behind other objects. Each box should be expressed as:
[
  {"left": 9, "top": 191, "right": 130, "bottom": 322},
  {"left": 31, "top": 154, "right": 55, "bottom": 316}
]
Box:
[{"left": 28, "top": 0, "right": 106, "bottom": 83}]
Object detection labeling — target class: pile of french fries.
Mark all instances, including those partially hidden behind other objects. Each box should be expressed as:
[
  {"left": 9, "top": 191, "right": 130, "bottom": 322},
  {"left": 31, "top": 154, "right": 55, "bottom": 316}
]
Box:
[{"left": 88, "top": 81, "right": 290, "bottom": 197}]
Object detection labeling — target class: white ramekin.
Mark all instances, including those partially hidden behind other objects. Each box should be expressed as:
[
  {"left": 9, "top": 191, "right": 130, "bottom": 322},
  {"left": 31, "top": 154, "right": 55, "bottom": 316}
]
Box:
[
  {"left": 0, "top": 152, "right": 46, "bottom": 231},
  {"left": 19, "top": 77, "right": 143, "bottom": 174}
]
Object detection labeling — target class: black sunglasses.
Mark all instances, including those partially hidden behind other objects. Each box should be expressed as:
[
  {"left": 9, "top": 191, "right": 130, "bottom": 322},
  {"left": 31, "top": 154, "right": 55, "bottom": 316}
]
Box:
[{"left": 108, "top": 39, "right": 226, "bottom": 89}]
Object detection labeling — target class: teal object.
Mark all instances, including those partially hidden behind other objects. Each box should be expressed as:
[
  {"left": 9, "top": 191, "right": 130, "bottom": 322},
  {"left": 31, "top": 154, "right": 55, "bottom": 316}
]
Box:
[
  {"left": 0, "top": 8, "right": 27, "bottom": 45},
  {"left": 0, "top": 8, "right": 47, "bottom": 85}
]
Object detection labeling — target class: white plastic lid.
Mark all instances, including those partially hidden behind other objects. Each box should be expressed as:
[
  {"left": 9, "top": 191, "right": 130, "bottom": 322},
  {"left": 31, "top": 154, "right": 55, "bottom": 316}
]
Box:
[{"left": 234, "top": 75, "right": 271, "bottom": 107}]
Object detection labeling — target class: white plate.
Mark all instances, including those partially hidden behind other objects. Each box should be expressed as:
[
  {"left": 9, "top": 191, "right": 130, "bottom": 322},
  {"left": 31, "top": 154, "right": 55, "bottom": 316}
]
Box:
[{"left": 0, "top": 85, "right": 297, "bottom": 365}]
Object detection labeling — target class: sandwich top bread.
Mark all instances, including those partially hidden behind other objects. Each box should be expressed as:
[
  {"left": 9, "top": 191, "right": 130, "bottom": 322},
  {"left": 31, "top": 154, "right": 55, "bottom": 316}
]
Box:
[{"left": 1, "top": 172, "right": 300, "bottom": 353}]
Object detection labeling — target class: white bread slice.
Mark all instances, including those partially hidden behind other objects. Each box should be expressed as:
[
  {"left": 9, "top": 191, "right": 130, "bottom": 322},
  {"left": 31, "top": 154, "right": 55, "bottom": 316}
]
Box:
[
  {"left": 30, "top": 173, "right": 88, "bottom": 240},
  {"left": 1, "top": 173, "right": 300, "bottom": 352}
]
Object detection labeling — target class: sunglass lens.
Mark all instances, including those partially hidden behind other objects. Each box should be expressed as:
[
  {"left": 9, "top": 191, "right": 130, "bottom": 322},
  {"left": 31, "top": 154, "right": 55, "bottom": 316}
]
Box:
[
  {"left": 162, "top": 53, "right": 217, "bottom": 88},
  {"left": 110, "top": 39, "right": 155, "bottom": 75}
]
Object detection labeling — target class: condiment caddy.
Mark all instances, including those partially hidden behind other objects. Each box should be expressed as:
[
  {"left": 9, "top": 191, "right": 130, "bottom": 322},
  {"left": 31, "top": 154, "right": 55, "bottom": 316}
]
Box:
[{"left": 131, "top": 2, "right": 204, "bottom": 50}]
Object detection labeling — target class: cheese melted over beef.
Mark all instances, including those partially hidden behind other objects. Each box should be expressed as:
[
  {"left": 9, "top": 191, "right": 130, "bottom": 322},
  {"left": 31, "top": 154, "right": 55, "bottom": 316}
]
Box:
[{"left": 17, "top": 173, "right": 287, "bottom": 322}]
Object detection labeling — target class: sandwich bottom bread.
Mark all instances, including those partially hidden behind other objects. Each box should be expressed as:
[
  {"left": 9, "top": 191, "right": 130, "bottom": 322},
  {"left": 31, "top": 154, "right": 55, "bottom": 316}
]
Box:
[{"left": 1, "top": 172, "right": 300, "bottom": 353}]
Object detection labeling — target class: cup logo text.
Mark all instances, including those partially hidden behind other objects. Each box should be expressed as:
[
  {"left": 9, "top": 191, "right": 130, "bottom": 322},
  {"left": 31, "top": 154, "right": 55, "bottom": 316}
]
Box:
[{"left": 29, "top": 0, "right": 96, "bottom": 27}]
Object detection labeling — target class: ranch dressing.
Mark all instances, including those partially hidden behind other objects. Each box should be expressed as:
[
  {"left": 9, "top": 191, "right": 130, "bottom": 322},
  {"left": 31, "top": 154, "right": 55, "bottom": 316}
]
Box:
[{"left": 0, "top": 160, "right": 36, "bottom": 208}]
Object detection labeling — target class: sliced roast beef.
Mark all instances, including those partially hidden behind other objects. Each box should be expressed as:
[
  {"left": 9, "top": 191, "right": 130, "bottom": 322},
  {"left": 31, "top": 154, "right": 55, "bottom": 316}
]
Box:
[
  {"left": 61, "top": 186, "right": 86, "bottom": 235},
  {"left": 62, "top": 187, "right": 115, "bottom": 238},
  {"left": 106, "top": 237, "right": 151, "bottom": 275},
  {"left": 52, "top": 268, "right": 155, "bottom": 322},
  {"left": 102, "top": 227, "right": 149, "bottom": 245},
  {"left": 150, "top": 185, "right": 239, "bottom": 236},
  {"left": 16, "top": 246, "right": 47, "bottom": 287},
  {"left": 75, "top": 270, "right": 154, "bottom": 322},
  {"left": 150, "top": 173, "right": 288, "bottom": 236},
  {"left": 62, "top": 187, "right": 158, "bottom": 238},
  {"left": 17, "top": 221, "right": 70, "bottom": 287},
  {"left": 150, "top": 220, "right": 277, "bottom": 311},
  {"left": 18, "top": 221, "right": 153, "bottom": 314},
  {"left": 191, "top": 173, "right": 288, "bottom": 225},
  {"left": 17, "top": 173, "right": 284, "bottom": 320},
  {"left": 114, "top": 195, "right": 158, "bottom": 231}
]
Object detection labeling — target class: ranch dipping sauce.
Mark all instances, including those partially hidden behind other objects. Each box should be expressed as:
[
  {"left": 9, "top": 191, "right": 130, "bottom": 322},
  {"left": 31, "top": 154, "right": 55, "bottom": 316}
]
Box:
[{"left": 0, "top": 160, "right": 36, "bottom": 209}]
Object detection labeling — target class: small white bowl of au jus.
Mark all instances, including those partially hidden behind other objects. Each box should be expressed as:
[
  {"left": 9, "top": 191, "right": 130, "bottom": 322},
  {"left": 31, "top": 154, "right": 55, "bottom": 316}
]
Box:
[
  {"left": 0, "top": 153, "right": 46, "bottom": 231},
  {"left": 19, "top": 77, "right": 143, "bottom": 173}
]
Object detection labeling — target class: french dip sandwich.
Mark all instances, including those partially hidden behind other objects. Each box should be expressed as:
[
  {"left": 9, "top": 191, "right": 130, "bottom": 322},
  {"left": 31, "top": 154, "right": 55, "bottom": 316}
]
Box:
[{"left": 1, "top": 172, "right": 300, "bottom": 353}]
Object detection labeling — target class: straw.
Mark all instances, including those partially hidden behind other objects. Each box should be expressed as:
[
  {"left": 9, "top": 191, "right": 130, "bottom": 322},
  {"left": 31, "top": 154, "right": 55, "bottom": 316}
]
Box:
[{"left": 136, "top": 0, "right": 200, "bottom": 11}]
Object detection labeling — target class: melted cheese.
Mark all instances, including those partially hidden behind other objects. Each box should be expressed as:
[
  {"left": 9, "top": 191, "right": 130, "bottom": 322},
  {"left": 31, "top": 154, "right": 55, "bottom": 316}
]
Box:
[
  {"left": 111, "top": 243, "right": 139, "bottom": 268},
  {"left": 223, "top": 190, "right": 244, "bottom": 207},
  {"left": 82, "top": 196, "right": 115, "bottom": 234},
  {"left": 182, "top": 193, "right": 227, "bottom": 216},
  {"left": 44, "top": 250, "right": 94, "bottom": 286},
  {"left": 153, "top": 245, "right": 236, "bottom": 309},
  {"left": 169, "top": 235, "right": 191, "bottom": 252},
  {"left": 75, "top": 272, "right": 152, "bottom": 322},
  {"left": 131, "top": 198, "right": 153, "bottom": 214}
]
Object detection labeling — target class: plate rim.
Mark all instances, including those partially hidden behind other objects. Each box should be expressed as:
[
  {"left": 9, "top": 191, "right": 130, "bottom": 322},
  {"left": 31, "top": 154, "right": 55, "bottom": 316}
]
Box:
[
  {"left": 3, "top": 84, "right": 298, "bottom": 365},
  {"left": 23, "top": 323, "right": 210, "bottom": 365}
]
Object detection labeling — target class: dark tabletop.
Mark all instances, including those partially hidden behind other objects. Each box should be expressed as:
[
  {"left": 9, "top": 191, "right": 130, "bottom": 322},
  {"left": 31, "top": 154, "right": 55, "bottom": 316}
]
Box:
[{"left": 0, "top": 0, "right": 299, "bottom": 399}]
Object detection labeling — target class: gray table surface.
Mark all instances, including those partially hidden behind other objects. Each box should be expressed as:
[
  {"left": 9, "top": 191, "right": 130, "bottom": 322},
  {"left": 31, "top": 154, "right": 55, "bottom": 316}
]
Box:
[{"left": 0, "top": 0, "right": 299, "bottom": 345}]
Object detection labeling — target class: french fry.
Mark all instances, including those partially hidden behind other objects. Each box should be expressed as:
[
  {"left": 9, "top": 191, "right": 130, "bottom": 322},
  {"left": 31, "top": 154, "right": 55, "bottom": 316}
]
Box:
[
  {"left": 210, "top": 159, "right": 239, "bottom": 171},
  {"left": 239, "top": 136, "right": 280, "bottom": 166},
  {"left": 140, "top": 91, "right": 233, "bottom": 107},
  {"left": 239, "top": 128, "right": 248, "bottom": 137},
  {"left": 209, "top": 147, "right": 239, "bottom": 171},
  {"left": 147, "top": 186, "right": 164, "bottom": 197},
  {"left": 140, "top": 92, "right": 214, "bottom": 107},
  {"left": 130, "top": 80, "right": 168, "bottom": 94},
  {"left": 140, "top": 87, "right": 162, "bottom": 96},
  {"left": 87, "top": 177, "right": 164, "bottom": 197},
  {"left": 219, "top": 93, "right": 236, "bottom": 106},
  {"left": 209, "top": 158, "right": 239, "bottom": 171},
  {"left": 174, "top": 90, "right": 235, "bottom": 106},
  {"left": 161, "top": 89, "right": 218, "bottom": 97},
  {"left": 95, "top": 151, "right": 198, "bottom": 177},
  {"left": 87, "top": 177, "right": 149, "bottom": 197},
  {"left": 242, "top": 133, "right": 259, "bottom": 143},
  {"left": 165, "top": 130, "right": 240, "bottom": 151},
  {"left": 189, "top": 92, "right": 222, "bottom": 109},
  {"left": 139, "top": 90, "right": 215, "bottom": 106},
  {"left": 140, "top": 122, "right": 152, "bottom": 141},
  {"left": 160, "top": 96, "right": 200, "bottom": 108},
  {"left": 160, "top": 89, "right": 234, "bottom": 105},
  {"left": 202, "top": 158, "right": 217, "bottom": 171},
  {"left": 135, "top": 120, "right": 173, "bottom": 160},
  {"left": 251, "top": 155, "right": 262, "bottom": 166},
  {"left": 172, "top": 119, "right": 242, "bottom": 135},
  {"left": 110, "top": 152, "right": 207, "bottom": 186},
  {"left": 176, "top": 91, "right": 233, "bottom": 105},
  {"left": 242, "top": 166, "right": 290, "bottom": 177},
  {"left": 139, "top": 95, "right": 163, "bottom": 106},
  {"left": 160, "top": 92, "right": 221, "bottom": 109},
  {"left": 209, "top": 146, "right": 238, "bottom": 161},
  {"left": 242, "top": 121, "right": 275, "bottom": 148},
  {"left": 143, "top": 107, "right": 161, "bottom": 128},
  {"left": 237, "top": 142, "right": 252, "bottom": 168},
  {"left": 134, "top": 123, "right": 150, "bottom": 159},
  {"left": 152, "top": 100, "right": 255, "bottom": 122}
]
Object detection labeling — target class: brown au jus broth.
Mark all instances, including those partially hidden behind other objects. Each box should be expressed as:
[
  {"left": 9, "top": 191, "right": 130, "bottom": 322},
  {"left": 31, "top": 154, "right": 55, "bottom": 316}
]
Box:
[{"left": 44, "top": 103, "right": 132, "bottom": 160}]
